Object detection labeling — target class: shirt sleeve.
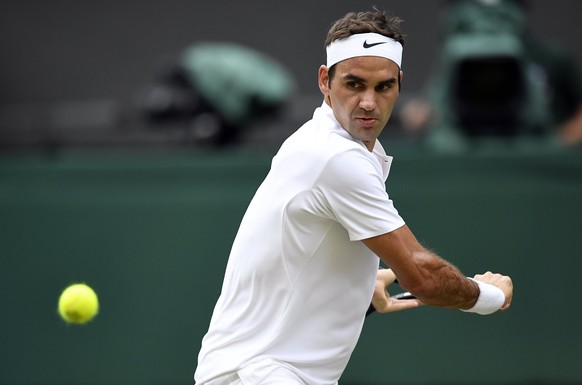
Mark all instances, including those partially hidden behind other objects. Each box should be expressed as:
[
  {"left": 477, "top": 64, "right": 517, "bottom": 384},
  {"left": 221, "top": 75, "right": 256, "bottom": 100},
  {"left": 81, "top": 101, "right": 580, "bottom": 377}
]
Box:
[{"left": 317, "top": 148, "right": 405, "bottom": 241}]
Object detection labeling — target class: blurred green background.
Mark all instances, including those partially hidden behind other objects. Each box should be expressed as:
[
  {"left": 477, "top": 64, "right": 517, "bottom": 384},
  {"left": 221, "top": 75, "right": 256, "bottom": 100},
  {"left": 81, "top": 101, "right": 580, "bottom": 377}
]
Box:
[{"left": 1, "top": 148, "right": 581, "bottom": 385}]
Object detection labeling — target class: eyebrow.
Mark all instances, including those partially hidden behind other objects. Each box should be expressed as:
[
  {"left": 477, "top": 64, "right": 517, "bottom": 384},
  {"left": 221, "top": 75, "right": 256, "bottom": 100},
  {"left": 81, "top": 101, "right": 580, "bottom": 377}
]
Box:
[
  {"left": 342, "top": 73, "right": 397, "bottom": 87},
  {"left": 342, "top": 74, "right": 365, "bottom": 83}
]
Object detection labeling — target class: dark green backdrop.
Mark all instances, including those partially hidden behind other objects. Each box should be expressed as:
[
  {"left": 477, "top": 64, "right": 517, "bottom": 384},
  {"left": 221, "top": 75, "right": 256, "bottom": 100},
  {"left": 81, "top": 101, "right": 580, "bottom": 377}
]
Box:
[{"left": 1, "top": 148, "right": 581, "bottom": 385}]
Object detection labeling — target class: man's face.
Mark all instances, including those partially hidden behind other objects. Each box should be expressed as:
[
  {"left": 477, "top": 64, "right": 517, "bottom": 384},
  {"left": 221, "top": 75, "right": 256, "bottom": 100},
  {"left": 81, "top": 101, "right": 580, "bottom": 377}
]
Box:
[{"left": 319, "top": 56, "right": 402, "bottom": 151}]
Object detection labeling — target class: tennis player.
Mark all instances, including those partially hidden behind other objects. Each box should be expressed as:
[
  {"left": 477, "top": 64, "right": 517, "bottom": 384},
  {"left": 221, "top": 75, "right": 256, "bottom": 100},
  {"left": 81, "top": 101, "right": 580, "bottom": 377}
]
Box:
[{"left": 194, "top": 8, "right": 513, "bottom": 385}]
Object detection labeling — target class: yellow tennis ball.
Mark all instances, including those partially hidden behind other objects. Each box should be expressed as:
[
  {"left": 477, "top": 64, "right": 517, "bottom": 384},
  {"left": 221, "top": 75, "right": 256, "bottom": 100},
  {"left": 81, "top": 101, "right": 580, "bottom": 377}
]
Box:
[{"left": 58, "top": 283, "right": 99, "bottom": 324}]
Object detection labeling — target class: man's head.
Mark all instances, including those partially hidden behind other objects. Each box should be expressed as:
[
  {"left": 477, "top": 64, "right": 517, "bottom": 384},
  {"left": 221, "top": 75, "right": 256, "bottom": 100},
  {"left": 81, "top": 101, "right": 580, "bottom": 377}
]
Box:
[
  {"left": 319, "top": 9, "right": 405, "bottom": 151},
  {"left": 325, "top": 9, "right": 405, "bottom": 87}
]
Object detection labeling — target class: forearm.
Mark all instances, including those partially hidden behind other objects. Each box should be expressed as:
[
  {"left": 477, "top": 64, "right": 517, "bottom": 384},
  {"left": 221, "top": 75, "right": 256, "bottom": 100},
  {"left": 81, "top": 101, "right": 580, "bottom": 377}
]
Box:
[
  {"left": 363, "top": 225, "right": 513, "bottom": 314},
  {"left": 364, "top": 225, "right": 480, "bottom": 310},
  {"left": 364, "top": 226, "right": 511, "bottom": 314},
  {"left": 401, "top": 250, "right": 479, "bottom": 309}
]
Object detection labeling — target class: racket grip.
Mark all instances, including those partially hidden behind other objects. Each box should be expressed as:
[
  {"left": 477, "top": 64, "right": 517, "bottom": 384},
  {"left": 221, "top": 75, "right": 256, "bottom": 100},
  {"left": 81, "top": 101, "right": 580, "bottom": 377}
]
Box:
[{"left": 392, "top": 291, "right": 416, "bottom": 300}]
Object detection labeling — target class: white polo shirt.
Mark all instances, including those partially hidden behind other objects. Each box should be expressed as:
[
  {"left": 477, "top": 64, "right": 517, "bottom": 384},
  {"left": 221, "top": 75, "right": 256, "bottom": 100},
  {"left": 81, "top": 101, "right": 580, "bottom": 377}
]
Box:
[{"left": 195, "top": 102, "right": 405, "bottom": 385}]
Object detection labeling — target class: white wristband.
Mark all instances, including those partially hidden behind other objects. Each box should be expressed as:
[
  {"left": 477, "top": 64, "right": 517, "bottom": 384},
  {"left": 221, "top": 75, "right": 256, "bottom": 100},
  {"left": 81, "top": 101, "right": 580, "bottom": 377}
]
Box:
[{"left": 461, "top": 278, "right": 505, "bottom": 315}]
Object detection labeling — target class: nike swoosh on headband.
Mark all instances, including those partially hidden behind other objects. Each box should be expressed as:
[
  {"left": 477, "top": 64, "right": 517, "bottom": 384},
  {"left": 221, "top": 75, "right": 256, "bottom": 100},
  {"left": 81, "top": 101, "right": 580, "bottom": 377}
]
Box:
[
  {"left": 326, "top": 33, "right": 403, "bottom": 67},
  {"left": 363, "top": 40, "right": 388, "bottom": 49}
]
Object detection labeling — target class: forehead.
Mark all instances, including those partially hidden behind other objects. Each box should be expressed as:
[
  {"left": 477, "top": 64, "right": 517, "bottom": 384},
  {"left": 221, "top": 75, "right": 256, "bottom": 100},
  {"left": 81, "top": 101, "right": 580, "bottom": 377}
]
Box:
[{"left": 334, "top": 56, "right": 400, "bottom": 80}]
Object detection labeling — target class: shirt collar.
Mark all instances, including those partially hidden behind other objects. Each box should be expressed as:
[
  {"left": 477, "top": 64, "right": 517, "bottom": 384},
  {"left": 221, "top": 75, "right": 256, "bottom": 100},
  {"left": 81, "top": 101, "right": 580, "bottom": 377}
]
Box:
[{"left": 317, "top": 101, "right": 394, "bottom": 181}]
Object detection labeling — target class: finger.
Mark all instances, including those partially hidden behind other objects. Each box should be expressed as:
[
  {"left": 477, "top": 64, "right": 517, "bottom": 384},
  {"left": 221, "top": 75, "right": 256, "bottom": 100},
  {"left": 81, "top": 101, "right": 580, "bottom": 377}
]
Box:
[
  {"left": 377, "top": 298, "right": 424, "bottom": 314},
  {"left": 371, "top": 291, "right": 390, "bottom": 312},
  {"left": 376, "top": 268, "right": 397, "bottom": 286}
]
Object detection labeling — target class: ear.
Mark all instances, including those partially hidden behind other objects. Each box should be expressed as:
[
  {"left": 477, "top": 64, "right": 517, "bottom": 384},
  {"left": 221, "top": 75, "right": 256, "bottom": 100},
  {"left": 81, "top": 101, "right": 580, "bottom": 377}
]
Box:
[{"left": 318, "top": 65, "right": 330, "bottom": 96}]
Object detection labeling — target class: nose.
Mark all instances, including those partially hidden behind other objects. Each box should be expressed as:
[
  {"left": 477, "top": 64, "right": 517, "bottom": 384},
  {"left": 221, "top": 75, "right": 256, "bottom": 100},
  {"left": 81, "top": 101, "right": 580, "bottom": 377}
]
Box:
[{"left": 359, "top": 90, "right": 377, "bottom": 111}]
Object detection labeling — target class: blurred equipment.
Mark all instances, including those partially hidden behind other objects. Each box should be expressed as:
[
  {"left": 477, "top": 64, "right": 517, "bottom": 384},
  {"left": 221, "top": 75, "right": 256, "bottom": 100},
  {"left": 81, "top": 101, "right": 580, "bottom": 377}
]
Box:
[
  {"left": 433, "top": 0, "right": 549, "bottom": 140},
  {"left": 401, "top": 0, "right": 582, "bottom": 151},
  {"left": 139, "top": 42, "right": 296, "bottom": 146}
]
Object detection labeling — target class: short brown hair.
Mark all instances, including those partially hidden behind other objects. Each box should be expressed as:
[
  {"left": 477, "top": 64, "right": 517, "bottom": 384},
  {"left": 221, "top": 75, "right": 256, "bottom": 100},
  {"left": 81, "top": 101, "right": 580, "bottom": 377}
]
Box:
[{"left": 325, "top": 8, "right": 405, "bottom": 47}]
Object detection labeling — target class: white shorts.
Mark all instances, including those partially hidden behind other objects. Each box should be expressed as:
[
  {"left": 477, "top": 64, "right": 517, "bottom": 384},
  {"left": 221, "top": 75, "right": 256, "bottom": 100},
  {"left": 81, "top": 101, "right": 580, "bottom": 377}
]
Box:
[{"left": 199, "top": 359, "right": 305, "bottom": 385}]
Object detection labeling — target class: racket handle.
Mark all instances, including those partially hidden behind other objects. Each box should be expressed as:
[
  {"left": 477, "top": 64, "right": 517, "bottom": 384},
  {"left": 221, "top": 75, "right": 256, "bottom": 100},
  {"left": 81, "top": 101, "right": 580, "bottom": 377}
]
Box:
[{"left": 392, "top": 291, "right": 416, "bottom": 300}]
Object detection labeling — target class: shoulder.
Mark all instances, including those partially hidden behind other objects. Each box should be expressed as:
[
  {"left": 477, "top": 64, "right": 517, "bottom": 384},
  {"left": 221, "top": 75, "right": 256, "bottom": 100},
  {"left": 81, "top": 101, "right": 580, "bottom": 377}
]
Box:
[{"left": 317, "top": 146, "right": 385, "bottom": 196}]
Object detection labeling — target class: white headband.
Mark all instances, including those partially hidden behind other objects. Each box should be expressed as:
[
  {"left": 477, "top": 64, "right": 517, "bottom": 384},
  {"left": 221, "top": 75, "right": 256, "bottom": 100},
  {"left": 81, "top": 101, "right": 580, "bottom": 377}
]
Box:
[{"left": 326, "top": 32, "right": 403, "bottom": 68}]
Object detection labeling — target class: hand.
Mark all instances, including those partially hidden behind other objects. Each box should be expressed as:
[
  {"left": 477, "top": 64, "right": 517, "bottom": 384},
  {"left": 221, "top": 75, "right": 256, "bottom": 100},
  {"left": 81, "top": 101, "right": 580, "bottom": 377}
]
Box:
[
  {"left": 371, "top": 268, "right": 423, "bottom": 313},
  {"left": 472, "top": 271, "right": 513, "bottom": 311}
]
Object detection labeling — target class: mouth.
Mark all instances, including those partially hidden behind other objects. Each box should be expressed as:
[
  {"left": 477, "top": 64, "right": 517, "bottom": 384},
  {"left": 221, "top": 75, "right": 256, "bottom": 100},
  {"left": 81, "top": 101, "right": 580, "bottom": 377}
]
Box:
[{"left": 355, "top": 117, "right": 378, "bottom": 127}]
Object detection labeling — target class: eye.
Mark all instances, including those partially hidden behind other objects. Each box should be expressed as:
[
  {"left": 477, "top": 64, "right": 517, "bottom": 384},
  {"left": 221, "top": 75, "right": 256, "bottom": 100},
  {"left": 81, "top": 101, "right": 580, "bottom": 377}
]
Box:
[
  {"left": 346, "top": 81, "right": 362, "bottom": 89},
  {"left": 376, "top": 82, "right": 394, "bottom": 92}
]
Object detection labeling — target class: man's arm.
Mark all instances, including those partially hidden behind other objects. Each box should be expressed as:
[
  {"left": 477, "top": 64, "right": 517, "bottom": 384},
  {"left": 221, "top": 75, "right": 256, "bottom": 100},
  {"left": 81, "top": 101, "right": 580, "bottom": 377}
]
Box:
[{"left": 363, "top": 224, "right": 513, "bottom": 311}]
